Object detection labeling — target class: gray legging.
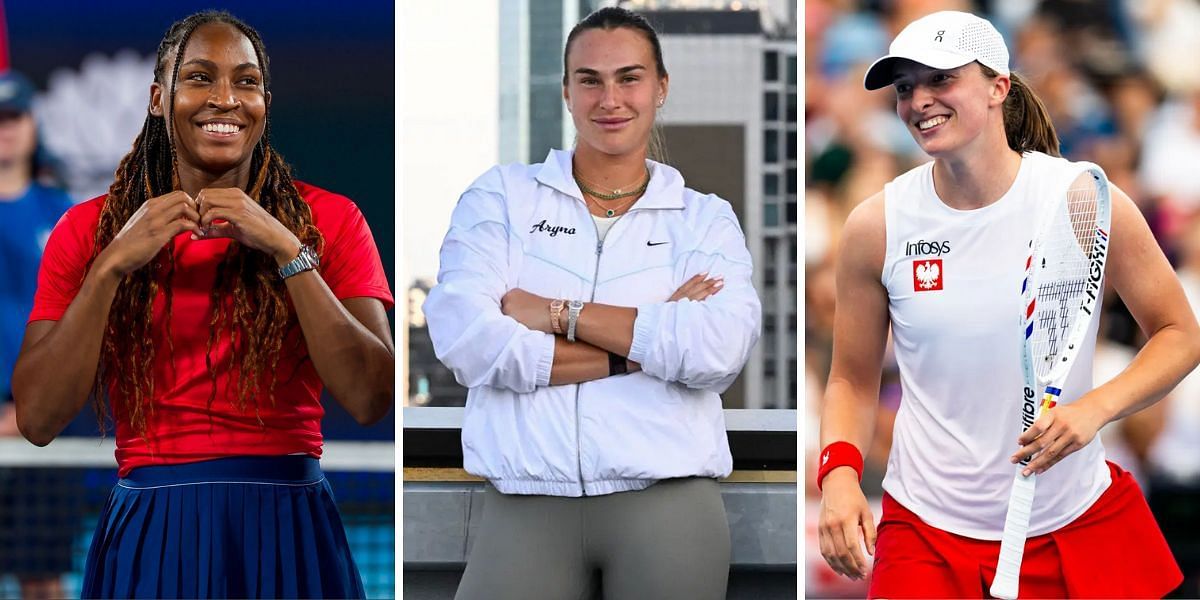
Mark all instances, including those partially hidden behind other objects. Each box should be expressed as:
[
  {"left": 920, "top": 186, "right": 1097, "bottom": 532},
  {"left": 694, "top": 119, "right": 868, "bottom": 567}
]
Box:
[{"left": 454, "top": 477, "right": 730, "bottom": 600}]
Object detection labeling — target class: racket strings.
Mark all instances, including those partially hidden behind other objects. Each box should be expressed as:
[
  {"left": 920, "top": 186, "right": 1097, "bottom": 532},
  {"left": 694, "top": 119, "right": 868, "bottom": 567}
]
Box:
[
  {"left": 1034, "top": 278, "right": 1087, "bottom": 371},
  {"left": 1030, "top": 180, "right": 1101, "bottom": 379},
  {"left": 996, "top": 171, "right": 1110, "bottom": 600}
]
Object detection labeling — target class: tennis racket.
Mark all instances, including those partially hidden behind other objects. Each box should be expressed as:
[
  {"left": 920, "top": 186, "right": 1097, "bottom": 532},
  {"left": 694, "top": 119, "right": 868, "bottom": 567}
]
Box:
[{"left": 990, "top": 165, "right": 1112, "bottom": 600}]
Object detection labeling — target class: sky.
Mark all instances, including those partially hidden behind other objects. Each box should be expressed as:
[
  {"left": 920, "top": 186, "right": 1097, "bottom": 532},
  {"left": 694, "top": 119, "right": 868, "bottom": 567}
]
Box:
[{"left": 401, "top": 1, "right": 500, "bottom": 286}]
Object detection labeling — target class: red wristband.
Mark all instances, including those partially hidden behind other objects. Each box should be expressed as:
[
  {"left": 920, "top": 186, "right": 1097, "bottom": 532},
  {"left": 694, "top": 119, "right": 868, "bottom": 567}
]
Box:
[{"left": 816, "top": 441, "right": 863, "bottom": 491}]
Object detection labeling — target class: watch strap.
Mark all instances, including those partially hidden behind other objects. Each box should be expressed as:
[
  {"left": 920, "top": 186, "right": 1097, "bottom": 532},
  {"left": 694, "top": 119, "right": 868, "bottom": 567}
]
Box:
[
  {"left": 550, "top": 299, "right": 566, "bottom": 335},
  {"left": 608, "top": 352, "right": 627, "bottom": 376},
  {"left": 566, "top": 300, "right": 583, "bottom": 342},
  {"left": 278, "top": 244, "right": 319, "bottom": 280}
]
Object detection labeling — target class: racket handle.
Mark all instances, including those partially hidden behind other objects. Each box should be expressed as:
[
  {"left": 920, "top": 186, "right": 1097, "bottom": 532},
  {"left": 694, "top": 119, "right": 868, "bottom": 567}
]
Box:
[{"left": 991, "top": 471, "right": 1037, "bottom": 599}]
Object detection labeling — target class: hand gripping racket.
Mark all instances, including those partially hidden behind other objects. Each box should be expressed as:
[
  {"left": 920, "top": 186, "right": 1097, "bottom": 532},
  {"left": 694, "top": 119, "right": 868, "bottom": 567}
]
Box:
[{"left": 990, "top": 165, "right": 1112, "bottom": 600}]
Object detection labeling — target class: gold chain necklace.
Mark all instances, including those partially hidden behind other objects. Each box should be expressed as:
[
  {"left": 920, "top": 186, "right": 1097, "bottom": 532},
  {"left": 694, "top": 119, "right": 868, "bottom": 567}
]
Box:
[
  {"left": 573, "top": 167, "right": 651, "bottom": 202},
  {"left": 583, "top": 191, "right": 639, "bottom": 218}
]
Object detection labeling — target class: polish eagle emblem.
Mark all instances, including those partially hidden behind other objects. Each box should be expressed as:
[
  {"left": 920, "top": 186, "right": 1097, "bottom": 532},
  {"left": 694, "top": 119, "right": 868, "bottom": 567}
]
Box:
[{"left": 916, "top": 260, "right": 941, "bottom": 289}]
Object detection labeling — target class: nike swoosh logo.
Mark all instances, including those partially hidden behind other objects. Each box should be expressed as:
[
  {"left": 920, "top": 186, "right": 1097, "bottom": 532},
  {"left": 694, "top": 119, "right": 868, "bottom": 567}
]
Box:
[{"left": 647, "top": 241, "right": 669, "bottom": 246}]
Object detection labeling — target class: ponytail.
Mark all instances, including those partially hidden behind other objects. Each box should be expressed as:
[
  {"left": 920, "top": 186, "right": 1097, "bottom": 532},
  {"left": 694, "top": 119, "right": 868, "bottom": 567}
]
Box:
[{"left": 983, "top": 65, "right": 1060, "bottom": 157}]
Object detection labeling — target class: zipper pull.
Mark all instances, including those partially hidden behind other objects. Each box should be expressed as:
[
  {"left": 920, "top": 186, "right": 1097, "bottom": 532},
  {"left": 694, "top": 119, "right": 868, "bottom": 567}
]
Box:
[{"left": 596, "top": 240, "right": 603, "bottom": 255}]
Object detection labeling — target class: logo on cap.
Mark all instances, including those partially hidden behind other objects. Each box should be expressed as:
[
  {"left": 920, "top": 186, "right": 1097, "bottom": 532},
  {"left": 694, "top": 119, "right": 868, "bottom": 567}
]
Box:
[{"left": 861, "top": 11, "right": 1011, "bottom": 91}]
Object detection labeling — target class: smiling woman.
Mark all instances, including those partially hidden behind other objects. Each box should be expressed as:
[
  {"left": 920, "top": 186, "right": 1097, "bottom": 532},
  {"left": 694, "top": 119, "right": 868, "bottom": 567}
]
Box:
[
  {"left": 9, "top": 10, "right": 394, "bottom": 600},
  {"left": 817, "top": 10, "right": 1196, "bottom": 599},
  {"left": 423, "top": 7, "right": 761, "bottom": 600},
  {"left": 160, "top": 24, "right": 270, "bottom": 180}
]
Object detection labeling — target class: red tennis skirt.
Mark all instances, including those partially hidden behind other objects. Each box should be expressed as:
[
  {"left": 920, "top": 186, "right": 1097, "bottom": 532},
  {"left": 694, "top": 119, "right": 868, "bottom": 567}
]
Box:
[{"left": 869, "top": 461, "right": 1182, "bottom": 599}]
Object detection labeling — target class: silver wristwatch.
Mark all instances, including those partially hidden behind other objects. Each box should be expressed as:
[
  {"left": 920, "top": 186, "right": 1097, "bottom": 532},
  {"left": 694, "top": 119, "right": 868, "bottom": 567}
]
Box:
[
  {"left": 566, "top": 300, "right": 584, "bottom": 342},
  {"left": 278, "top": 244, "right": 319, "bottom": 280}
]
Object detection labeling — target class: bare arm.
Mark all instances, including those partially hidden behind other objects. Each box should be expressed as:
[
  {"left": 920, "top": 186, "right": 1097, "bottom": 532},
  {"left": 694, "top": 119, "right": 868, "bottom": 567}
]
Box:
[
  {"left": 1090, "top": 187, "right": 1200, "bottom": 419},
  {"left": 548, "top": 338, "right": 637, "bottom": 385},
  {"left": 503, "top": 245, "right": 755, "bottom": 394},
  {"left": 501, "top": 274, "right": 723, "bottom": 385},
  {"left": 13, "top": 272, "right": 118, "bottom": 446},
  {"left": 1015, "top": 185, "right": 1200, "bottom": 473},
  {"left": 566, "top": 273, "right": 724, "bottom": 356},
  {"left": 197, "top": 188, "right": 394, "bottom": 426},
  {"left": 572, "top": 303, "right": 637, "bottom": 356},
  {"left": 14, "top": 192, "right": 202, "bottom": 446},
  {"left": 283, "top": 271, "right": 395, "bottom": 425},
  {"left": 503, "top": 205, "right": 760, "bottom": 391},
  {"left": 820, "top": 192, "right": 890, "bottom": 468},
  {"left": 818, "top": 192, "right": 890, "bottom": 581}
]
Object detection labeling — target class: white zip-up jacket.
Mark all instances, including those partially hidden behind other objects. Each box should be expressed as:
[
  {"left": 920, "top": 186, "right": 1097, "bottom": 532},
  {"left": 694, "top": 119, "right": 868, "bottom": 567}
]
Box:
[{"left": 424, "top": 149, "right": 762, "bottom": 497}]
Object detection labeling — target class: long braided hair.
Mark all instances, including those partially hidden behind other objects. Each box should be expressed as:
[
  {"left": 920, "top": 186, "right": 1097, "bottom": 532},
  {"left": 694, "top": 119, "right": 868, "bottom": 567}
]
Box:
[{"left": 89, "top": 11, "right": 322, "bottom": 435}]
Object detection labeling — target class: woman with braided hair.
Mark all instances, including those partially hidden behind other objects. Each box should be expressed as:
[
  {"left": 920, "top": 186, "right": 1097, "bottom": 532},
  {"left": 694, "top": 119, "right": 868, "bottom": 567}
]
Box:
[{"left": 10, "top": 10, "right": 393, "bottom": 599}]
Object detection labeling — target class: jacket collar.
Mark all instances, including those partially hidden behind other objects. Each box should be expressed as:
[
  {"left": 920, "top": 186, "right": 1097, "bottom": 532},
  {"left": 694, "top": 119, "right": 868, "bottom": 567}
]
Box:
[{"left": 535, "top": 148, "right": 686, "bottom": 210}]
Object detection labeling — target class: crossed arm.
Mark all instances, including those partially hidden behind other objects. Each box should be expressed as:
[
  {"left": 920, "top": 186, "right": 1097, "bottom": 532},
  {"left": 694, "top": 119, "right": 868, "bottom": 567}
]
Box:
[
  {"left": 425, "top": 188, "right": 760, "bottom": 393},
  {"left": 498, "top": 274, "right": 724, "bottom": 385}
]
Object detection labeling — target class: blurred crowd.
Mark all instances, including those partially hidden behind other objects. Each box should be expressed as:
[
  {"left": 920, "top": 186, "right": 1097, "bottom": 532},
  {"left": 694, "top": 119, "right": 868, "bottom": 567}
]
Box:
[{"left": 805, "top": 0, "right": 1200, "bottom": 596}]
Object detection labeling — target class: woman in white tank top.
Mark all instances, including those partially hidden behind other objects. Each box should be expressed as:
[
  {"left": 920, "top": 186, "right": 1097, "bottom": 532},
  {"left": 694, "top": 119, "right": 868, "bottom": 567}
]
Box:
[{"left": 816, "top": 11, "right": 1200, "bottom": 597}]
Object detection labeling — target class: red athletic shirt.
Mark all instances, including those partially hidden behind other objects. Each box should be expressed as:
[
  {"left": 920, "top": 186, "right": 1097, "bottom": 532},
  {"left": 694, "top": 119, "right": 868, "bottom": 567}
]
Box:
[{"left": 29, "top": 182, "right": 394, "bottom": 476}]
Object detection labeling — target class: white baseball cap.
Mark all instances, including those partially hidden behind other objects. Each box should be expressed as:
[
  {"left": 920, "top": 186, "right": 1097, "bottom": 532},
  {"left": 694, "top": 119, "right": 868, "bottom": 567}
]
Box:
[{"left": 863, "top": 11, "right": 1010, "bottom": 90}]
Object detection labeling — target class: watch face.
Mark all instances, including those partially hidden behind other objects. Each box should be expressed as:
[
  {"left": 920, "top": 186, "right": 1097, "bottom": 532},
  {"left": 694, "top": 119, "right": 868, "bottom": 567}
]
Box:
[{"left": 279, "top": 245, "right": 319, "bottom": 278}]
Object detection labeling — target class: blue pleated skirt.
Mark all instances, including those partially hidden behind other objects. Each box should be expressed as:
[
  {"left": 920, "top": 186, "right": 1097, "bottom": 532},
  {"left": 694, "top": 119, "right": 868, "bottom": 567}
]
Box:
[{"left": 82, "top": 455, "right": 366, "bottom": 599}]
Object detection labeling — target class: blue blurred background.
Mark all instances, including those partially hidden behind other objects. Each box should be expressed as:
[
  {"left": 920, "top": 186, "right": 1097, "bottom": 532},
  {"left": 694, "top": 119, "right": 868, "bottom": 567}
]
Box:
[
  {"left": 8, "top": 0, "right": 395, "bottom": 436},
  {"left": 0, "top": 1, "right": 395, "bottom": 597}
]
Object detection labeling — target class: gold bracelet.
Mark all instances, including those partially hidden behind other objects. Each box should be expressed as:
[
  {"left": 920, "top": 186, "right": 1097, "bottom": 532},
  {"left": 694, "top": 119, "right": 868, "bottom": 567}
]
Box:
[{"left": 549, "top": 299, "right": 566, "bottom": 335}]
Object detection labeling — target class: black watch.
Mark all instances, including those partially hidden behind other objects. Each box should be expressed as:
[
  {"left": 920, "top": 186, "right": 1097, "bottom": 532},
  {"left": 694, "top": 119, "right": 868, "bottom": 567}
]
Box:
[{"left": 608, "top": 352, "right": 627, "bottom": 376}]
